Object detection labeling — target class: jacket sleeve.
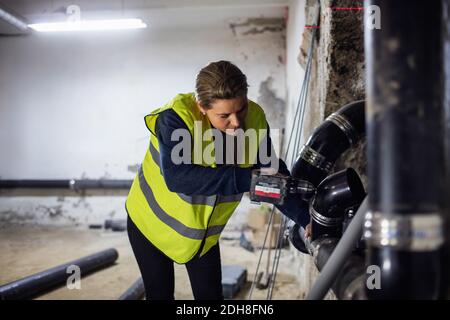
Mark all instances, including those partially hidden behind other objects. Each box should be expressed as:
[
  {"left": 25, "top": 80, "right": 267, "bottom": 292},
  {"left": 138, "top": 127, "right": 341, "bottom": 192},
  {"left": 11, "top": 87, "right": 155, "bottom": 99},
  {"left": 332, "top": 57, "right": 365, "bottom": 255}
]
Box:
[{"left": 155, "top": 109, "right": 252, "bottom": 196}]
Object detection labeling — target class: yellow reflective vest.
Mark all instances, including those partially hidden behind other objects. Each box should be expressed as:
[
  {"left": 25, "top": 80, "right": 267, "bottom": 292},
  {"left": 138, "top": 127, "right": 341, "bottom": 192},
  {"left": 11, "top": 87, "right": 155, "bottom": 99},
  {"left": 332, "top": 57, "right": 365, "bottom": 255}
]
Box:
[{"left": 126, "top": 93, "right": 268, "bottom": 263}]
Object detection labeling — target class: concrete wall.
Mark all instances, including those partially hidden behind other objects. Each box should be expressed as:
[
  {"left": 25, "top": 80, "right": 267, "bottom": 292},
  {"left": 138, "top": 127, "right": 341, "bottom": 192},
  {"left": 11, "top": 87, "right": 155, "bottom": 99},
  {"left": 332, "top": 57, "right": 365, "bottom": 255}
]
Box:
[
  {"left": 0, "top": 4, "right": 288, "bottom": 226},
  {"left": 284, "top": 0, "right": 324, "bottom": 299}
]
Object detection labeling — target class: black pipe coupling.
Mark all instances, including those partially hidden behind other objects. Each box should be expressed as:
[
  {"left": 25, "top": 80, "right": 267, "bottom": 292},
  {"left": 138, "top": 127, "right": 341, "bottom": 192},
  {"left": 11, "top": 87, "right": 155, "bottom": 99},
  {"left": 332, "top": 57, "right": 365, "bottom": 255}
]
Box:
[
  {"left": 291, "top": 100, "right": 365, "bottom": 186},
  {"left": 310, "top": 168, "right": 366, "bottom": 241}
]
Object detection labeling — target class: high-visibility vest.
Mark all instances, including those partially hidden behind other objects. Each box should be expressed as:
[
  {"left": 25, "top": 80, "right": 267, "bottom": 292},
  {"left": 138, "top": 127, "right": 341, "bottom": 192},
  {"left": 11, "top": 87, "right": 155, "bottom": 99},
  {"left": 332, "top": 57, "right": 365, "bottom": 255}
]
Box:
[{"left": 126, "top": 93, "right": 268, "bottom": 263}]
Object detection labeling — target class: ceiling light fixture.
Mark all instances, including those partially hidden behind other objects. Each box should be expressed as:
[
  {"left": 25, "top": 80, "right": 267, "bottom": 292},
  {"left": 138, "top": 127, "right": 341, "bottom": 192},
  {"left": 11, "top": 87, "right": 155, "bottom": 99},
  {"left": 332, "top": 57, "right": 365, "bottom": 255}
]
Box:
[{"left": 28, "top": 18, "right": 147, "bottom": 32}]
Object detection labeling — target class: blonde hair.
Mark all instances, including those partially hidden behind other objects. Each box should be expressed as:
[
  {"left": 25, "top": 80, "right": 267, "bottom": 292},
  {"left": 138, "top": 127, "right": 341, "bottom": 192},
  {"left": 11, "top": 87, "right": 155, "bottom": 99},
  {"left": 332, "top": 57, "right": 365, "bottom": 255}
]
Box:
[{"left": 195, "top": 60, "right": 248, "bottom": 109}]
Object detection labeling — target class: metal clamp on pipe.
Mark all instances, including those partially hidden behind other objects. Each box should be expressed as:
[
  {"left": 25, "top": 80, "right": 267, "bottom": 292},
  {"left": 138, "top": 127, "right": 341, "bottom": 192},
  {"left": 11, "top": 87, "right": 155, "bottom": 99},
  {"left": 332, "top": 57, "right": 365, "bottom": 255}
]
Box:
[{"left": 291, "top": 100, "right": 366, "bottom": 187}]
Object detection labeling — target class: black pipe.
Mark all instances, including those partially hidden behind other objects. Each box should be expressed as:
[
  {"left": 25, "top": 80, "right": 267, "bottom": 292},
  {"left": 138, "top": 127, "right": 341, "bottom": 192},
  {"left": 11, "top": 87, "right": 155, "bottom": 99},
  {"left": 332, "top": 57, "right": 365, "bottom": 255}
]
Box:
[
  {"left": 365, "top": 0, "right": 445, "bottom": 299},
  {"left": 443, "top": 0, "right": 450, "bottom": 299},
  {"left": 118, "top": 278, "right": 145, "bottom": 300},
  {"left": 291, "top": 100, "right": 365, "bottom": 186},
  {"left": 313, "top": 237, "right": 366, "bottom": 300},
  {"left": 310, "top": 168, "right": 366, "bottom": 241},
  {"left": 288, "top": 221, "right": 366, "bottom": 299},
  {"left": 104, "top": 219, "right": 127, "bottom": 232},
  {"left": 0, "top": 248, "right": 119, "bottom": 300},
  {"left": 0, "top": 179, "right": 132, "bottom": 190}
]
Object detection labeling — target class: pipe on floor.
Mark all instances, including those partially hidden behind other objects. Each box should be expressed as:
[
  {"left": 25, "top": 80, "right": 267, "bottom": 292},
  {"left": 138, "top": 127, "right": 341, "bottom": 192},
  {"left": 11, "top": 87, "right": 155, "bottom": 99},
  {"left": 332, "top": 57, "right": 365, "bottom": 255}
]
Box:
[
  {"left": 0, "top": 248, "right": 119, "bottom": 300},
  {"left": 118, "top": 278, "right": 145, "bottom": 300}
]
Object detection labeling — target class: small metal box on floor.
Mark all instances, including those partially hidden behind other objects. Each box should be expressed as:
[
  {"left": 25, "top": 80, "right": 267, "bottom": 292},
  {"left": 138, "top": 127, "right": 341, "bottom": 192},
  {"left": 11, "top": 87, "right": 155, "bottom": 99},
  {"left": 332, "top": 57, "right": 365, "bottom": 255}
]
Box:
[{"left": 222, "top": 265, "right": 247, "bottom": 299}]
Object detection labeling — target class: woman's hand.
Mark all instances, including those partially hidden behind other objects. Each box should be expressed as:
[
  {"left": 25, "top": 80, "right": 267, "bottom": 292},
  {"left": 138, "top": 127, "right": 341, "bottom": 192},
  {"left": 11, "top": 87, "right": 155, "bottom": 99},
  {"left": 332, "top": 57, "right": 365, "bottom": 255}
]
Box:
[{"left": 304, "top": 223, "right": 312, "bottom": 240}]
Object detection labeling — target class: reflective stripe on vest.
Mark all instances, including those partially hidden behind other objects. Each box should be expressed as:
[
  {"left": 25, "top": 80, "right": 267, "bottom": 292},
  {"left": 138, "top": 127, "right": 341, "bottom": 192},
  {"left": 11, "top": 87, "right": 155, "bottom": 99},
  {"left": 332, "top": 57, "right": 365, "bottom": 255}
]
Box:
[{"left": 138, "top": 165, "right": 226, "bottom": 239}]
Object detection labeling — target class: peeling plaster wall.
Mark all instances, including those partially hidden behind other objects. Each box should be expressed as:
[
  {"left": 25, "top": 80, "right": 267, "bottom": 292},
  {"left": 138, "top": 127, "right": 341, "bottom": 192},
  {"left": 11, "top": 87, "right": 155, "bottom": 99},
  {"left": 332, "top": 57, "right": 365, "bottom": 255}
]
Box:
[
  {"left": 227, "top": 15, "right": 287, "bottom": 154},
  {"left": 285, "top": 0, "right": 365, "bottom": 298},
  {"left": 0, "top": 5, "right": 287, "bottom": 226},
  {"left": 299, "top": 0, "right": 366, "bottom": 183}
]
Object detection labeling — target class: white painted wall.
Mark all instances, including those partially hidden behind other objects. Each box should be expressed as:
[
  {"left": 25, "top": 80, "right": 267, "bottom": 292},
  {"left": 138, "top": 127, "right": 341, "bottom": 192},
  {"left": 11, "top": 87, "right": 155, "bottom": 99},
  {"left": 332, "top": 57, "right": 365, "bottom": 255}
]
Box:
[{"left": 0, "top": 5, "right": 287, "bottom": 226}]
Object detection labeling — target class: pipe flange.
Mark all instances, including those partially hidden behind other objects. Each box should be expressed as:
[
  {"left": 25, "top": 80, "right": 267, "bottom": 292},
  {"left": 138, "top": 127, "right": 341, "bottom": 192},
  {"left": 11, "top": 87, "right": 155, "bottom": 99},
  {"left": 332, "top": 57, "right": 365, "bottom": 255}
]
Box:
[
  {"left": 326, "top": 112, "right": 358, "bottom": 146},
  {"left": 310, "top": 205, "right": 344, "bottom": 227},
  {"left": 364, "top": 211, "right": 444, "bottom": 251},
  {"left": 299, "top": 145, "right": 333, "bottom": 172}
]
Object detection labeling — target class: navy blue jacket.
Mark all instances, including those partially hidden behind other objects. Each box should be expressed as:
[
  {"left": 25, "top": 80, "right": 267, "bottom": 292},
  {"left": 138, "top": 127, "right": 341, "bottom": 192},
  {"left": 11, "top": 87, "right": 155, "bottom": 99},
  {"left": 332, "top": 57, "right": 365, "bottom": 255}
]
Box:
[{"left": 155, "top": 109, "right": 310, "bottom": 228}]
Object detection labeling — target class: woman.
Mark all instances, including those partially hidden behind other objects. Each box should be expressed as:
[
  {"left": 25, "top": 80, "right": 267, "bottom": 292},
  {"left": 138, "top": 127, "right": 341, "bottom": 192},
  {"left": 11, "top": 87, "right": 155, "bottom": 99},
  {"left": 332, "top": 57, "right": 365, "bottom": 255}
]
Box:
[{"left": 126, "top": 60, "right": 310, "bottom": 300}]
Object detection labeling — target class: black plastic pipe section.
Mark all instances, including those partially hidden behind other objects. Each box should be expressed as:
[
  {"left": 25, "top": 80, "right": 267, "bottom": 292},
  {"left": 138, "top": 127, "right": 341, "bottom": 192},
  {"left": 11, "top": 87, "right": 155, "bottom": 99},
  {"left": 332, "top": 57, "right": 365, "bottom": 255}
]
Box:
[
  {"left": 289, "top": 198, "right": 368, "bottom": 300},
  {"left": 441, "top": 0, "right": 450, "bottom": 299},
  {"left": 0, "top": 179, "right": 132, "bottom": 190},
  {"left": 312, "top": 237, "right": 366, "bottom": 299},
  {"left": 118, "top": 278, "right": 145, "bottom": 300},
  {"left": 365, "top": 0, "right": 445, "bottom": 299},
  {"left": 0, "top": 248, "right": 119, "bottom": 300},
  {"left": 291, "top": 100, "right": 365, "bottom": 187},
  {"left": 310, "top": 169, "right": 366, "bottom": 241},
  {"left": 443, "top": 0, "right": 450, "bottom": 299}
]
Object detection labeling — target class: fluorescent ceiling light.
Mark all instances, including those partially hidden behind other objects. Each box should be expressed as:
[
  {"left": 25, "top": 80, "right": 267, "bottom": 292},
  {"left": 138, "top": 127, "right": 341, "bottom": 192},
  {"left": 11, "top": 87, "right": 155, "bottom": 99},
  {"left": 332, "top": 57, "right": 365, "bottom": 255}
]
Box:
[{"left": 28, "top": 18, "right": 147, "bottom": 32}]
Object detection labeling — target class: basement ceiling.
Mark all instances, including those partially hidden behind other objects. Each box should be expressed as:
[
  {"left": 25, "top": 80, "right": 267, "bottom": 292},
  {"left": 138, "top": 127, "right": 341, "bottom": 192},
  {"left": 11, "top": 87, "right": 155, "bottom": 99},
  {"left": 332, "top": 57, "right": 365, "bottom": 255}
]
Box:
[{"left": 0, "top": 0, "right": 288, "bottom": 35}]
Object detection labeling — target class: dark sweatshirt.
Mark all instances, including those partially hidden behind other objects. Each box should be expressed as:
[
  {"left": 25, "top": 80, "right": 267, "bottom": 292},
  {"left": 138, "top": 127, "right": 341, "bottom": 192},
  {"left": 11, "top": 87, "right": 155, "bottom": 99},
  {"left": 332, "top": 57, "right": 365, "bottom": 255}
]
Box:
[{"left": 155, "top": 109, "right": 310, "bottom": 228}]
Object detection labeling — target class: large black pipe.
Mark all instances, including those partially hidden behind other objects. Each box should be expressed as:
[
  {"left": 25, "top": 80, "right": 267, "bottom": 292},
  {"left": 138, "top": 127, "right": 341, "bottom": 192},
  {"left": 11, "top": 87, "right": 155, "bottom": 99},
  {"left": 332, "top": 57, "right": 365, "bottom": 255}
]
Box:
[
  {"left": 0, "top": 248, "right": 119, "bottom": 300},
  {"left": 310, "top": 168, "right": 366, "bottom": 241},
  {"left": 118, "top": 278, "right": 145, "bottom": 300},
  {"left": 0, "top": 179, "right": 132, "bottom": 190},
  {"left": 365, "top": 0, "right": 445, "bottom": 299},
  {"left": 443, "top": 0, "right": 450, "bottom": 299},
  {"left": 287, "top": 101, "right": 367, "bottom": 298},
  {"left": 291, "top": 100, "right": 365, "bottom": 186}
]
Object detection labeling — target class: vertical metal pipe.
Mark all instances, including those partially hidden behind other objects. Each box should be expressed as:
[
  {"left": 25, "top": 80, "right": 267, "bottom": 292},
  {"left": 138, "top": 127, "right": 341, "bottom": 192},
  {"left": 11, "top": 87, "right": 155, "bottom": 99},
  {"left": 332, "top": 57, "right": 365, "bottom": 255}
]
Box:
[{"left": 364, "top": 0, "right": 445, "bottom": 299}]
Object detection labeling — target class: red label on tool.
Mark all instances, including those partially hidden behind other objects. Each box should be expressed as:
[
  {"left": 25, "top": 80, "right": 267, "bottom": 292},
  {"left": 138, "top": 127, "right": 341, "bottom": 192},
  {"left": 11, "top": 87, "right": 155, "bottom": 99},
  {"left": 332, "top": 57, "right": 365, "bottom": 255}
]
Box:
[{"left": 255, "top": 186, "right": 281, "bottom": 199}]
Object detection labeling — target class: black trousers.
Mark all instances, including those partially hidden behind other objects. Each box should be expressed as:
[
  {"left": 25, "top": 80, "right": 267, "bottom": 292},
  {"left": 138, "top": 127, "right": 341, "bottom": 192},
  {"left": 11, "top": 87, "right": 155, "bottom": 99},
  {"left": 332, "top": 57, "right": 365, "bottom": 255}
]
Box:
[{"left": 127, "top": 215, "right": 223, "bottom": 300}]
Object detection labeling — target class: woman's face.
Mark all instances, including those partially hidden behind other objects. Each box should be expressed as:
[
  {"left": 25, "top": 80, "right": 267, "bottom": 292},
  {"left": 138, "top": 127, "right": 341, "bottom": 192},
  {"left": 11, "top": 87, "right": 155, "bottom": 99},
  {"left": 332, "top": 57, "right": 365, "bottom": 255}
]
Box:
[{"left": 198, "top": 97, "right": 248, "bottom": 136}]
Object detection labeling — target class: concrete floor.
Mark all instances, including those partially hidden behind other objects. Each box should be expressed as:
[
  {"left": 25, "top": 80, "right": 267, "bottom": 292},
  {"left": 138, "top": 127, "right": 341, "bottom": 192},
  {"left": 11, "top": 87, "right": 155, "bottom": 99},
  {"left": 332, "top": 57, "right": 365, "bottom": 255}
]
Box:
[{"left": 0, "top": 223, "right": 302, "bottom": 300}]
